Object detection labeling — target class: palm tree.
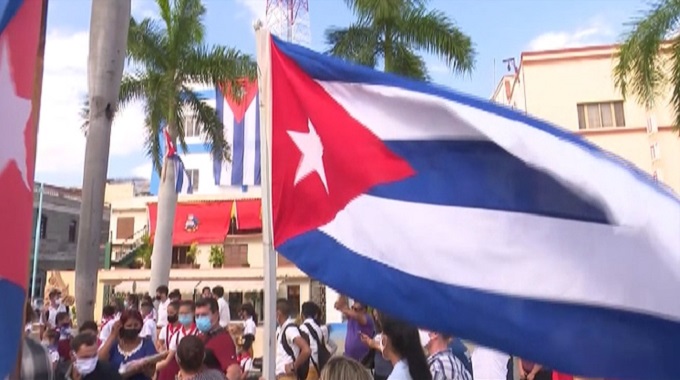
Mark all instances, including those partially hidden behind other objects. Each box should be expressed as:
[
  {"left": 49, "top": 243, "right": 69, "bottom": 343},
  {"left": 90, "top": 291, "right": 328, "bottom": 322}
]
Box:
[
  {"left": 75, "top": 0, "right": 131, "bottom": 322},
  {"left": 614, "top": 0, "right": 680, "bottom": 133},
  {"left": 79, "top": 98, "right": 89, "bottom": 136},
  {"left": 325, "top": 0, "right": 475, "bottom": 81},
  {"left": 120, "top": 0, "right": 256, "bottom": 292}
]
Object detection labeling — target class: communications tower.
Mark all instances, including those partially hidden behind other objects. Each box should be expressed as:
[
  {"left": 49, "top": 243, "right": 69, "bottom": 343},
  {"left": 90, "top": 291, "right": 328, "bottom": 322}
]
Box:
[{"left": 265, "top": 0, "right": 311, "bottom": 47}]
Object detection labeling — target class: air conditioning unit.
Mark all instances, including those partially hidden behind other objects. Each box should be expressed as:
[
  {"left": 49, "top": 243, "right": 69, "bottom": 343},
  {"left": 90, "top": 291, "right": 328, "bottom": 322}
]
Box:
[{"left": 646, "top": 115, "right": 658, "bottom": 134}]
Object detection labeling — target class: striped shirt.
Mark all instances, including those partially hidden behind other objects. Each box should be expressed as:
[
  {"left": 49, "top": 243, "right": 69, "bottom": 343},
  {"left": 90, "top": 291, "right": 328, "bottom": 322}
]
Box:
[{"left": 428, "top": 349, "right": 472, "bottom": 380}]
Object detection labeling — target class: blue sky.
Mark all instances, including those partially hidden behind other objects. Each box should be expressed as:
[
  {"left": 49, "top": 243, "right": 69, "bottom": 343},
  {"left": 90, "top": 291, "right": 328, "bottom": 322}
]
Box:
[{"left": 37, "top": 0, "right": 650, "bottom": 186}]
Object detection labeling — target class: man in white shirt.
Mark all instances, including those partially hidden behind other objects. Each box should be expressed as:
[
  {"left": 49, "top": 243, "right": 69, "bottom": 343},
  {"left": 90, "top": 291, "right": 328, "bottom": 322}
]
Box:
[
  {"left": 156, "top": 285, "right": 170, "bottom": 328},
  {"left": 275, "top": 298, "right": 311, "bottom": 380},
  {"left": 212, "top": 286, "right": 231, "bottom": 327},
  {"left": 471, "top": 346, "right": 511, "bottom": 380},
  {"left": 299, "top": 302, "right": 324, "bottom": 380},
  {"left": 139, "top": 301, "right": 157, "bottom": 342}
]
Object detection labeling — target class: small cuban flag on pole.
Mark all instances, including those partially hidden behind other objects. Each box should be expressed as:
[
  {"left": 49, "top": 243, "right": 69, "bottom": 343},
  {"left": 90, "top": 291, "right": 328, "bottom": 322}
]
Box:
[
  {"left": 254, "top": 24, "right": 680, "bottom": 380},
  {"left": 163, "top": 127, "right": 193, "bottom": 194}
]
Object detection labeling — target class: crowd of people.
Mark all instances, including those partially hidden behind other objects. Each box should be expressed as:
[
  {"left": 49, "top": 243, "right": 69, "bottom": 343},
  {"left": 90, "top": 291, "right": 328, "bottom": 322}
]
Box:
[{"left": 19, "top": 288, "right": 587, "bottom": 380}]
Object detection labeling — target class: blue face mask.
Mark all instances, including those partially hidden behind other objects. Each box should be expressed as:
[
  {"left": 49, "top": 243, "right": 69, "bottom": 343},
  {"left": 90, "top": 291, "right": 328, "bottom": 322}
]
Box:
[
  {"left": 195, "top": 316, "right": 212, "bottom": 332},
  {"left": 178, "top": 314, "right": 194, "bottom": 327}
]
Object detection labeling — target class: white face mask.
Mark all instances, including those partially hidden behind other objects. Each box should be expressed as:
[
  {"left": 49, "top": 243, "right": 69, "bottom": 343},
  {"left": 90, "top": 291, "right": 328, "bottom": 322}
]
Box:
[
  {"left": 54, "top": 298, "right": 62, "bottom": 306},
  {"left": 74, "top": 357, "right": 98, "bottom": 376}
]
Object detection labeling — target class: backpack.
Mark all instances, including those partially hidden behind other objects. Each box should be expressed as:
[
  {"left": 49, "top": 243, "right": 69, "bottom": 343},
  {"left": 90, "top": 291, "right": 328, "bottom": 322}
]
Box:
[
  {"left": 303, "top": 322, "right": 331, "bottom": 372},
  {"left": 280, "top": 324, "right": 310, "bottom": 380}
]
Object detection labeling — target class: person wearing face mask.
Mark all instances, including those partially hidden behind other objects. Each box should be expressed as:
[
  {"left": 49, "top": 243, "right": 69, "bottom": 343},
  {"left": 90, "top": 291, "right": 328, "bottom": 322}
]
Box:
[
  {"left": 58, "top": 333, "right": 121, "bottom": 380},
  {"left": 156, "top": 300, "right": 199, "bottom": 380},
  {"left": 379, "top": 314, "right": 432, "bottom": 380},
  {"left": 157, "top": 301, "right": 181, "bottom": 351},
  {"left": 98, "top": 310, "right": 158, "bottom": 380},
  {"left": 195, "top": 297, "right": 238, "bottom": 372}
]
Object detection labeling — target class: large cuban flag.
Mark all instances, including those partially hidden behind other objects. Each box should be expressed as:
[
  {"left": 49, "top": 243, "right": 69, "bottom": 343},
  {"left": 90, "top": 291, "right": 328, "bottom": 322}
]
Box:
[
  {"left": 267, "top": 35, "right": 680, "bottom": 380},
  {"left": 0, "top": 0, "right": 45, "bottom": 377},
  {"left": 213, "top": 80, "right": 261, "bottom": 187}
]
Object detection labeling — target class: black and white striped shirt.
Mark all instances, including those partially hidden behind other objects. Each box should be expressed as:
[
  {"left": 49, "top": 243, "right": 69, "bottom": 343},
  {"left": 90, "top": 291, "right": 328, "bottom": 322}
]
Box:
[{"left": 428, "top": 348, "right": 472, "bottom": 380}]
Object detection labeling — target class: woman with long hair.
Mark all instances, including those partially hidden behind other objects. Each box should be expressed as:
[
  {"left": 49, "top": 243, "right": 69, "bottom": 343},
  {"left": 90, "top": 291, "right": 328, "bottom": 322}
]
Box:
[
  {"left": 379, "top": 314, "right": 432, "bottom": 380},
  {"left": 98, "top": 310, "right": 158, "bottom": 380},
  {"left": 319, "top": 356, "right": 372, "bottom": 380}
]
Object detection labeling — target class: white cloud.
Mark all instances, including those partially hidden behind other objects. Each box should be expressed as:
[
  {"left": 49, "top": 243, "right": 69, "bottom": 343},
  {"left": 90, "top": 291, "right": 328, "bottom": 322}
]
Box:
[
  {"left": 131, "top": 162, "right": 152, "bottom": 178},
  {"left": 235, "top": 0, "right": 266, "bottom": 21},
  {"left": 131, "top": 0, "right": 158, "bottom": 19},
  {"left": 527, "top": 19, "right": 614, "bottom": 52},
  {"left": 36, "top": 29, "right": 146, "bottom": 176}
]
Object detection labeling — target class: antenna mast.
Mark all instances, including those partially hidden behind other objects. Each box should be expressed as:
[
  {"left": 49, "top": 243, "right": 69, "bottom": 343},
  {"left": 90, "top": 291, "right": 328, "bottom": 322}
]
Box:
[{"left": 265, "top": 0, "right": 311, "bottom": 46}]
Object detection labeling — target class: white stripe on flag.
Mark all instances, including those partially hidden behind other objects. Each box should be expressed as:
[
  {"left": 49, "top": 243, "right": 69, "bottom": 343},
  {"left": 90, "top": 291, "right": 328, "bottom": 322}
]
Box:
[{"left": 319, "top": 194, "right": 680, "bottom": 321}]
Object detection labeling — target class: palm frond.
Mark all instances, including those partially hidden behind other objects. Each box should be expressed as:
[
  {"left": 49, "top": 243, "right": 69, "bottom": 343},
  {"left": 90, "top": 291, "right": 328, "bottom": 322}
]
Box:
[
  {"left": 669, "top": 38, "right": 680, "bottom": 131},
  {"left": 143, "top": 98, "right": 166, "bottom": 175},
  {"left": 79, "top": 98, "right": 90, "bottom": 136},
  {"left": 614, "top": 0, "right": 680, "bottom": 109},
  {"left": 181, "top": 85, "right": 230, "bottom": 162},
  {"left": 167, "top": 0, "right": 206, "bottom": 58},
  {"left": 182, "top": 45, "right": 256, "bottom": 96},
  {"left": 325, "top": 25, "right": 380, "bottom": 68},
  {"left": 127, "top": 17, "right": 168, "bottom": 70},
  {"left": 390, "top": 43, "right": 429, "bottom": 80},
  {"left": 397, "top": 6, "right": 475, "bottom": 74}
]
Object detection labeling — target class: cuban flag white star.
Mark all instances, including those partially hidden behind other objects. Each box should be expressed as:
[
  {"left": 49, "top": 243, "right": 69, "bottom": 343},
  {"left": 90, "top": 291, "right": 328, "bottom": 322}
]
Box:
[
  {"left": 287, "top": 119, "right": 329, "bottom": 193},
  {"left": 0, "top": 38, "right": 32, "bottom": 190}
]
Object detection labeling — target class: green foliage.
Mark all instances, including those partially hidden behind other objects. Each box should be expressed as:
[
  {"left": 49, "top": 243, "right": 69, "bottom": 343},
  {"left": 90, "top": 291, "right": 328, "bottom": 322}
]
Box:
[
  {"left": 325, "top": 0, "right": 475, "bottom": 81},
  {"left": 187, "top": 242, "right": 198, "bottom": 263},
  {"left": 614, "top": 0, "right": 680, "bottom": 133},
  {"left": 136, "top": 233, "right": 153, "bottom": 269},
  {"left": 120, "top": 0, "right": 257, "bottom": 174},
  {"left": 209, "top": 245, "right": 225, "bottom": 268}
]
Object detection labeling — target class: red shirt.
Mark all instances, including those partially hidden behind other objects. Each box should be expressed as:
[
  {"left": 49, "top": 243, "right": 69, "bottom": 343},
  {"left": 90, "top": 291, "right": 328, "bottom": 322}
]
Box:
[{"left": 201, "top": 328, "right": 238, "bottom": 372}]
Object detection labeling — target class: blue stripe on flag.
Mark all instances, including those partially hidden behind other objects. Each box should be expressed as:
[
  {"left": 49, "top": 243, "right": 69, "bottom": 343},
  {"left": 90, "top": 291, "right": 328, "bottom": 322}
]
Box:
[
  {"left": 214, "top": 85, "right": 225, "bottom": 186},
  {"left": 0, "top": 0, "right": 22, "bottom": 35},
  {"left": 231, "top": 117, "right": 245, "bottom": 185},
  {"left": 0, "top": 279, "right": 26, "bottom": 378},
  {"left": 278, "top": 229, "right": 680, "bottom": 380},
  {"left": 270, "top": 36, "right": 677, "bottom": 205},
  {"left": 372, "top": 140, "right": 610, "bottom": 224},
  {"left": 254, "top": 93, "right": 261, "bottom": 185}
]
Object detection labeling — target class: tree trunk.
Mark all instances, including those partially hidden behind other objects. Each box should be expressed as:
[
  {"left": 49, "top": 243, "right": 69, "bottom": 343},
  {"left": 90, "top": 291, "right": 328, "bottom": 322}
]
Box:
[
  {"left": 75, "top": 0, "right": 130, "bottom": 323},
  {"left": 148, "top": 151, "right": 179, "bottom": 293}
]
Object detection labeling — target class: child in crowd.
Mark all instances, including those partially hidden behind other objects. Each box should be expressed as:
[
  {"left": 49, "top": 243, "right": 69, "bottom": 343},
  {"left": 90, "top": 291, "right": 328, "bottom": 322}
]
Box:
[{"left": 55, "top": 311, "right": 73, "bottom": 360}]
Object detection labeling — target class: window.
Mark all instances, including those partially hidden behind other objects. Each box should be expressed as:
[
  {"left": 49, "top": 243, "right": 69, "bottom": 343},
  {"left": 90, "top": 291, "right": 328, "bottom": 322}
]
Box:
[
  {"left": 116, "top": 217, "right": 135, "bottom": 240},
  {"left": 287, "top": 285, "right": 301, "bottom": 317},
  {"left": 653, "top": 170, "right": 664, "bottom": 182},
  {"left": 646, "top": 116, "right": 658, "bottom": 134},
  {"left": 40, "top": 215, "right": 47, "bottom": 239},
  {"left": 228, "top": 292, "right": 243, "bottom": 320},
  {"left": 224, "top": 244, "right": 248, "bottom": 267},
  {"left": 171, "top": 246, "right": 189, "bottom": 265},
  {"left": 68, "top": 220, "right": 77, "bottom": 243},
  {"left": 278, "top": 253, "right": 293, "bottom": 267},
  {"left": 577, "top": 101, "right": 626, "bottom": 129},
  {"left": 650, "top": 143, "right": 661, "bottom": 161},
  {"left": 184, "top": 113, "right": 201, "bottom": 137},
  {"left": 187, "top": 169, "right": 199, "bottom": 192}
]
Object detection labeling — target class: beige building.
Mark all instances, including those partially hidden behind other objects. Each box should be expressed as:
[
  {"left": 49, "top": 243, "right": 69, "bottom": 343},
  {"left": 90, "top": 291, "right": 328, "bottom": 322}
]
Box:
[
  {"left": 492, "top": 44, "right": 680, "bottom": 193},
  {"left": 54, "top": 183, "right": 324, "bottom": 357}
]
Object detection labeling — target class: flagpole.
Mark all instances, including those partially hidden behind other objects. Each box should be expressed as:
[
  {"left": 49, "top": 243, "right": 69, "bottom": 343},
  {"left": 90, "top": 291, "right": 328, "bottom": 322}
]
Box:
[
  {"left": 254, "top": 21, "right": 277, "bottom": 380},
  {"left": 31, "top": 182, "right": 44, "bottom": 301}
]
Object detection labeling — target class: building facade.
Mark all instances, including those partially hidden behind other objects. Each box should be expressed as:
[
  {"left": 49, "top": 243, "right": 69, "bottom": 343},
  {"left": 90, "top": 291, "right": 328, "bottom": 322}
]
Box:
[
  {"left": 492, "top": 44, "right": 680, "bottom": 194},
  {"left": 29, "top": 184, "right": 110, "bottom": 300}
]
